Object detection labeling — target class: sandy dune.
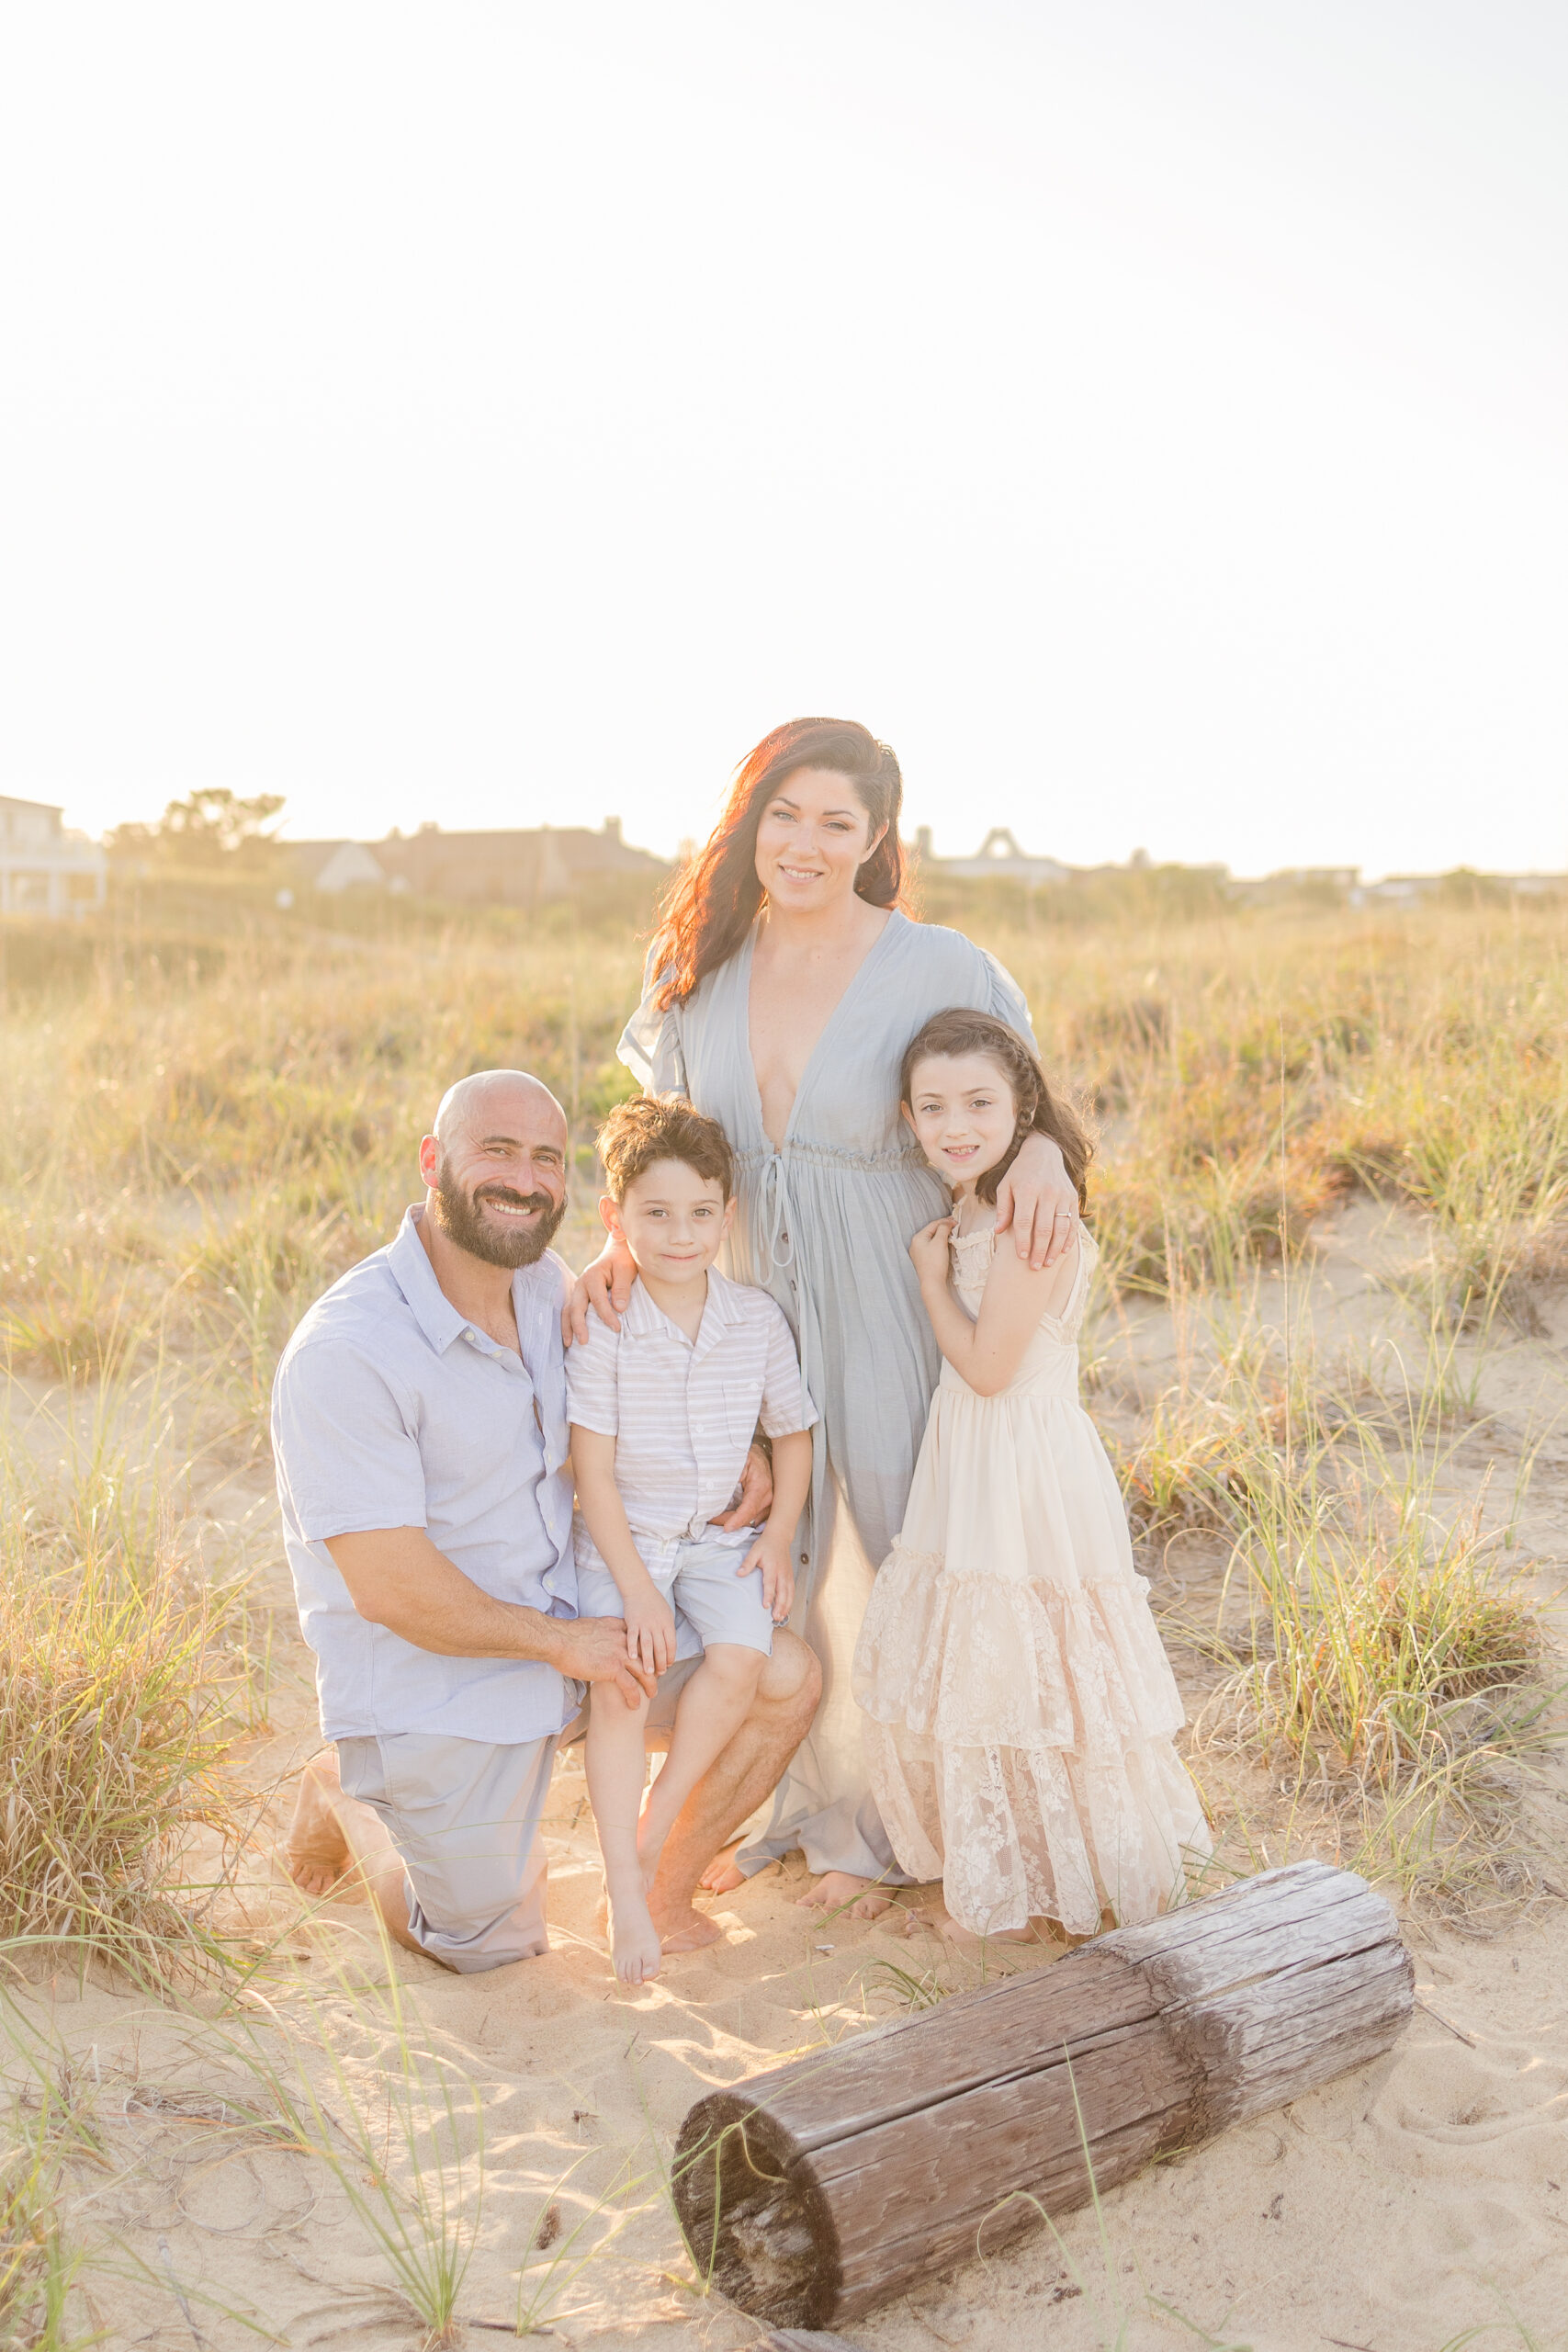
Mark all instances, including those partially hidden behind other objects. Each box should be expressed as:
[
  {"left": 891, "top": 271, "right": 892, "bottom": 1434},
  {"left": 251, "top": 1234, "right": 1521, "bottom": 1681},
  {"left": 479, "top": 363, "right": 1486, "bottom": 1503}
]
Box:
[
  {"left": 25, "top": 1194, "right": 1568, "bottom": 2348},
  {"left": 35, "top": 1813, "right": 1568, "bottom": 2349}
]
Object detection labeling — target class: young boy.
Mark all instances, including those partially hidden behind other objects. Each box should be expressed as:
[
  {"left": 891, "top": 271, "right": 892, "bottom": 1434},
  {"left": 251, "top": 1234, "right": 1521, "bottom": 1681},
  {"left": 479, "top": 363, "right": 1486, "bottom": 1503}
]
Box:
[{"left": 567, "top": 1095, "right": 815, "bottom": 1985}]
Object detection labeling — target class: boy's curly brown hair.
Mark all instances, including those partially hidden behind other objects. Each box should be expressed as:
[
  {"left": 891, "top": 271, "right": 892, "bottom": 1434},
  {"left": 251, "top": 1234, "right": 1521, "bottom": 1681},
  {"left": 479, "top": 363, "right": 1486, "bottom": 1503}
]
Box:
[{"left": 596, "top": 1093, "right": 735, "bottom": 1203}]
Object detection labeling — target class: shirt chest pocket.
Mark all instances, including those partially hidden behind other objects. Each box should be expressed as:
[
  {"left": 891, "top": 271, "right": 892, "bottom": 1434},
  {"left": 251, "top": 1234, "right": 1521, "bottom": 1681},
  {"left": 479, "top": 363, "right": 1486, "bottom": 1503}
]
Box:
[{"left": 718, "top": 1379, "right": 764, "bottom": 1461}]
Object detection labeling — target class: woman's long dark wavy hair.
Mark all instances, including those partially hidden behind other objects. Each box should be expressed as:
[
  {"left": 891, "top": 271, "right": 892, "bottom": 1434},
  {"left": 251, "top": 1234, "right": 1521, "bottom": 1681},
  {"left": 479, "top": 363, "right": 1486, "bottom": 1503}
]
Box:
[
  {"left": 651, "top": 718, "right": 908, "bottom": 1010},
  {"left": 899, "top": 1010, "right": 1095, "bottom": 1211}
]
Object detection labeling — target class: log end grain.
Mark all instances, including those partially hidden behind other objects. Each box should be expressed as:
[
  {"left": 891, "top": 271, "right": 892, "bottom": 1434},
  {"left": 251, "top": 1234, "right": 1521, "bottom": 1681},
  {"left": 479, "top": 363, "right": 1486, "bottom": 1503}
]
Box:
[{"left": 674, "top": 2093, "right": 840, "bottom": 2328}]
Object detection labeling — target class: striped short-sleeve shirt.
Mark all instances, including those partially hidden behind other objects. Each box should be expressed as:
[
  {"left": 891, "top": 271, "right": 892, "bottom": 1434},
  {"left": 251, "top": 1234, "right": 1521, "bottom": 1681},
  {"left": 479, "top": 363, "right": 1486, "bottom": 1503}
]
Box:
[{"left": 565, "top": 1266, "right": 815, "bottom": 1580}]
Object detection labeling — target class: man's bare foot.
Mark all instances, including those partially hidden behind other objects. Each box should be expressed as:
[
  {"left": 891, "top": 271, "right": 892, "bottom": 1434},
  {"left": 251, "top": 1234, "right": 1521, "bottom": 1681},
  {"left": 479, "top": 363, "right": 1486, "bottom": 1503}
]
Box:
[
  {"left": 284, "top": 1756, "right": 353, "bottom": 1898},
  {"left": 605, "top": 1868, "right": 662, "bottom": 1985},
  {"left": 698, "top": 1843, "right": 748, "bottom": 1895},
  {"left": 796, "top": 1870, "right": 902, "bottom": 1921},
  {"left": 647, "top": 1889, "right": 723, "bottom": 1952},
  {"left": 635, "top": 1814, "right": 668, "bottom": 1894}
]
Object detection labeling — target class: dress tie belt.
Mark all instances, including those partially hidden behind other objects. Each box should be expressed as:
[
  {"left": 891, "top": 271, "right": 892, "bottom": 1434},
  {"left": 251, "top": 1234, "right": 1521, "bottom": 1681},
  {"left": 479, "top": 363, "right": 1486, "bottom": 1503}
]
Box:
[
  {"left": 762, "top": 1149, "right": 817, "bottom": 1416},
  {"left": 758, "top": 1149, "right": 795, "bottom": 1272},
  {"left": 752, "top": 1154, "right": 820, "bottom": 1524}
]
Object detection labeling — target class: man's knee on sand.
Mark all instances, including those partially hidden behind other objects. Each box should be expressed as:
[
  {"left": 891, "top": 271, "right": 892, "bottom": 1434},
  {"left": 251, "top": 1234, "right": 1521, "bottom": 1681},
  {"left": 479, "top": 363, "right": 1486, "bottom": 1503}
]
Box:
[
  {"left": 336, "top": 1730, "right": 555, "bottom": 1973},
  {"left": 320, "top": 1640, "right": 822, "bottom": 1973}
]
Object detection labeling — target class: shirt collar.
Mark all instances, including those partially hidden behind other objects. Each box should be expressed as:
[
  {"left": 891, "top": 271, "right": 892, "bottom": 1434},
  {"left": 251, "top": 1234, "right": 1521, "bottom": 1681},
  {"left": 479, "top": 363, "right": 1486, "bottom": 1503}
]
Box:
[
  {"left": 388, "top": 1207, "right": 469, "bottom": 1355},
  {"left": 387, "top": 1206, "right": 568, "bottom": 1365},
  {"left": 622, "top": 1262, "right": 745, "bottom": 1344}
]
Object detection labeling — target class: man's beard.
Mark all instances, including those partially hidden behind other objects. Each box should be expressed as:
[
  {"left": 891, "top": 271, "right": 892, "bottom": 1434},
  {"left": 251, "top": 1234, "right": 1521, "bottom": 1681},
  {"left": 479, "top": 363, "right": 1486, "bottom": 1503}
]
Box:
[{"left": 431, "top": 1166, "right": 568, "bottom": 1269}]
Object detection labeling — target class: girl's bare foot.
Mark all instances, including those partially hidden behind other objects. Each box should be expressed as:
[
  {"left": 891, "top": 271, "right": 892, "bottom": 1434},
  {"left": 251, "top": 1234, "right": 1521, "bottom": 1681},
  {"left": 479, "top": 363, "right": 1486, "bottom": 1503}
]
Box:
[
  {"left": 283, "top": 1757, "right": 352, "bottom": 1897},
  {"left": 922, "top": 1904, "right": 1041, "bottom": 1946},
  {"left": 797, "top": 1870, "right": 901, "bottom": 1920},
  {"left": 605, "top": 1867, "right": 662, "bottom": 1985}
]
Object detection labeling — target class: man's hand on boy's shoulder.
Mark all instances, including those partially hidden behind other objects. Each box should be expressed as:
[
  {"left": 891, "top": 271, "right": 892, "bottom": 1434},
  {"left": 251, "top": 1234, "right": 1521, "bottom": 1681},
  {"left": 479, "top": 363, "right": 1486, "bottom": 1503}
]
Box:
[
  {"left": 563, "top": 1238, "right": 638, "bottom": 1345},
  {"left": 708, "top": 1442, "right": 773, "bottom": 1532}
]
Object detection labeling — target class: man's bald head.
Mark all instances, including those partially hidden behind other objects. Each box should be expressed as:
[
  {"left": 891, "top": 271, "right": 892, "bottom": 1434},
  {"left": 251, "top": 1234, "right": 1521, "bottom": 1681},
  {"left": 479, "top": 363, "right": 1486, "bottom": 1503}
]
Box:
[
  {"left": 420, "top": 1069, "right": 569, "bottom": 1270},
  {"left": 434, "top": 1069, "right": 566, "bottom": 1151}
]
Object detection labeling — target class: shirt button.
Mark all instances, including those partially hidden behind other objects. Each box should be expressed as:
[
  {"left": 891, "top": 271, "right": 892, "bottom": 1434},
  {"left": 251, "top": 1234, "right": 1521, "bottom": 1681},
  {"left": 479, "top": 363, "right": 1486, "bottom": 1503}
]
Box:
[{"left": 799, "top": 1553, "right": 808, "bottom": 1566}]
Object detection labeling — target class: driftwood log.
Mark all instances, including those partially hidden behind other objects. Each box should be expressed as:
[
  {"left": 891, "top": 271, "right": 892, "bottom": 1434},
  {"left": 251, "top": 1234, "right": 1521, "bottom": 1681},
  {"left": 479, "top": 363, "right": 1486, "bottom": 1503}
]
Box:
[{"left": 673, "top": 1860, "right": 1413, "bottom": 2327}]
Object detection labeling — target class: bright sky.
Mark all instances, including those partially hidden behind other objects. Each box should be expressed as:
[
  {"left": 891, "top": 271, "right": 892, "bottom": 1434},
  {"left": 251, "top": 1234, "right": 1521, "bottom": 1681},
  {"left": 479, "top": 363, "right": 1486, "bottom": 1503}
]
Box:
[{"left": 3, "top": 3, "right": 1563, "bottom": 877}]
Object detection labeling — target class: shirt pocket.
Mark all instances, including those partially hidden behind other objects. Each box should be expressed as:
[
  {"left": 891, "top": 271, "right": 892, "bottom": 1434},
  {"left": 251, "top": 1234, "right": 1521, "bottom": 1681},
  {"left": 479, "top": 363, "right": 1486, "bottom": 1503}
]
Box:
[{"left": 720, "top": 1381, "right": 765, "bottom": 1464}]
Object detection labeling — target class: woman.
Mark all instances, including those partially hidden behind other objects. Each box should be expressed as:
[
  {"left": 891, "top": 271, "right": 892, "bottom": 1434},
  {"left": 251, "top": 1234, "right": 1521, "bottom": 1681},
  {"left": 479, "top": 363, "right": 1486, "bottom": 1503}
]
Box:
[{"left": 573, "top": 718, "right": 1079, "bottom": 1914}]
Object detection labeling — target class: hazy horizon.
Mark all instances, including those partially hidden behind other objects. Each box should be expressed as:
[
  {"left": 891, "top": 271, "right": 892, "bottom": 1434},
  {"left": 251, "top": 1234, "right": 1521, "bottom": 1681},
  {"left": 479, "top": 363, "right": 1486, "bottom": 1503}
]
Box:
[
  {"left": 4, "top": 4, "right": 1564, "bottom": 877},
  {"left": 31, "top": 788, "right": 1561, "bottom": 888}
]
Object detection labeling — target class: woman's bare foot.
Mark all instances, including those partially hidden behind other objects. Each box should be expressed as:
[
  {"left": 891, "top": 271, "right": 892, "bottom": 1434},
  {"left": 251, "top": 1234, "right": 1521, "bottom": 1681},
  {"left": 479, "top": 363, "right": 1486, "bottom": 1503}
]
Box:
[
  {"left": 797, "top": 1870, "right": 902, "bottom": 1921},
  {"left": 605, "top": 1867, "right": 662, "bottom": 1985},
  {"left": 283, "top": 1756, "right": 353, "bottom": 1897},
  {"left": 698, "top": 1843, "right": 748, "bottom": 1895}
]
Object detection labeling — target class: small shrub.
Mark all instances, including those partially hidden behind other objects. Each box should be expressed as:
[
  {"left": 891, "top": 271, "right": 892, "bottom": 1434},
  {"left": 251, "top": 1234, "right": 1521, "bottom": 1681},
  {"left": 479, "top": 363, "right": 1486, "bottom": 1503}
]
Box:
[
  {"left": 0, "top": 1469, "right": 239, "bottom": 1981},
  {"left": 1200, "top": 1441, "right": 1557, "bottom": 1912}
]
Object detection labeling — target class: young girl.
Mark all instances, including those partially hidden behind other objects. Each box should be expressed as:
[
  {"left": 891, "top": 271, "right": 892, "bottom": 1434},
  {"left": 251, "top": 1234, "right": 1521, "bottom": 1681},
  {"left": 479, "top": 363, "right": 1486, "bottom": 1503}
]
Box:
[{"left": 852, "top": 1010, "right": 1210, "bottom": 1941}]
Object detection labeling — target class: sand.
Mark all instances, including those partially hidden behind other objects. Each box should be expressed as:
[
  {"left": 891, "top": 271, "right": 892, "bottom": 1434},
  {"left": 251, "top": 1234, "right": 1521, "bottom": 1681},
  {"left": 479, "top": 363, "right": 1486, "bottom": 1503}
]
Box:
[
  {"left": 29, "top": 1819, "right": 1568, "bottom": 2350},
  {"left": 20, "top": 1196, "right": 1568, "bottom": 2349}
]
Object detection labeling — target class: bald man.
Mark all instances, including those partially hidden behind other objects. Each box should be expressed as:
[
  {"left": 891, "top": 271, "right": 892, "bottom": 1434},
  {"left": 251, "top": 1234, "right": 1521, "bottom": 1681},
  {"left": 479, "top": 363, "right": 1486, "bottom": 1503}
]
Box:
[{"left": 271, "top": 1070, "right": 819, "bottom": 1971}]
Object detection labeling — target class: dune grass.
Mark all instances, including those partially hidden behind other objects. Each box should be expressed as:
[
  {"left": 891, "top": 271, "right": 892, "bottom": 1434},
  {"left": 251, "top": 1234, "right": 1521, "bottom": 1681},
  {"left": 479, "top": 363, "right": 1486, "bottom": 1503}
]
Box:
[
  {"left": 0, "top": 2023, "right": 90, "bottom": 2349},
  {"left": 0, "top": 1427, "right": 249, "bottom": 1985},
  {"left": 5, "top": 888, "right": 1565, "bottom": 1324},
  {"left": 1, "top": 888, "right": 1563, "bottom": 1956},
  {"left": 1154, "top": 1308, "right": 1565, "bottom": 1911}
]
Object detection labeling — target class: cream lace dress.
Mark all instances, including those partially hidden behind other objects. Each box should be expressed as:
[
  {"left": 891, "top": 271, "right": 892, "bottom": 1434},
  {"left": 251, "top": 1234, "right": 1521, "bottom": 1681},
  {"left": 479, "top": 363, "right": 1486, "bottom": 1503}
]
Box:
[{"left": 852, "top": 1218, "right": 1211, "bottom": 1938}]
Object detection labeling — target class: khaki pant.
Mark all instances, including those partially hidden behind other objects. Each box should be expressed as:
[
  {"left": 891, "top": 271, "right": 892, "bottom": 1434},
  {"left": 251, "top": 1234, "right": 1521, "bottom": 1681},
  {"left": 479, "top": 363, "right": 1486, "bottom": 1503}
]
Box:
[
  {"left": 336, "top": 1730, "right": 557, "bottom": 1972},
  {"left": 338, "top": 1660, "right": 703, "bottom": 1972}
]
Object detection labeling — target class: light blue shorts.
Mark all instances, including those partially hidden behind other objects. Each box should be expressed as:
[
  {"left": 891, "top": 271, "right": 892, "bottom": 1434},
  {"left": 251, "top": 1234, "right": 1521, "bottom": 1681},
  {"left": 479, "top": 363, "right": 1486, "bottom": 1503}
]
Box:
[{"left": 573, "top": 1532, "right": 775, "bottom": 1659}]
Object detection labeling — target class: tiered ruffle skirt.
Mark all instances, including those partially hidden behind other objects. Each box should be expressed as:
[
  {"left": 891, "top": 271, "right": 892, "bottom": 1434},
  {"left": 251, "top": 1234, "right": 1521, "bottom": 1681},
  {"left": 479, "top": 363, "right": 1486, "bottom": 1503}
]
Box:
[{"left": 852, "top": 1382, "right": 1211, "bottom": 1937}]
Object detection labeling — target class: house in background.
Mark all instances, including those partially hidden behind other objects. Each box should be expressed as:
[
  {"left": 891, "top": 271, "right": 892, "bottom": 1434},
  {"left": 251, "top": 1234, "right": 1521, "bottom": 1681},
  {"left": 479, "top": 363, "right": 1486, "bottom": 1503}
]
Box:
[
  {"left": 915, "top": 826, "right": 1074, "bottom": 888},
  {"left": 289, "top": 815, "right": 667, "bottom": 904},
  {"left": 0, "top": 796, "right": 107, "bottom": 917},
  {"left": 290, "top": 841, "right": 395, "bottom": 895},
  {"left": 1349, "top": 869, "right": 1566, "bottom": 907}
]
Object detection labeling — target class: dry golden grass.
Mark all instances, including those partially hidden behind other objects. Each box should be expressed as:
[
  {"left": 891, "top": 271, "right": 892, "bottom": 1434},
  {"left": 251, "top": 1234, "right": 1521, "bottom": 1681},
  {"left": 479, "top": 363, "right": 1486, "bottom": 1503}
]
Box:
[
  {"left": 0, "top": 881, "right": 1564, "bottom": 1959},
  {"left": 0, "top": 1449, "right": 246, "bottom": 1984}
]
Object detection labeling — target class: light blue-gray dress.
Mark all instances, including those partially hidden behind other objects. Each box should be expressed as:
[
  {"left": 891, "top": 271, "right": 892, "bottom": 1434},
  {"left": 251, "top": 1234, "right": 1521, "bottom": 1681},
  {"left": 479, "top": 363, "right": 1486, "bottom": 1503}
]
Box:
[{"left": 618, "top": 910, "right": 1035, "bottom": 1880}]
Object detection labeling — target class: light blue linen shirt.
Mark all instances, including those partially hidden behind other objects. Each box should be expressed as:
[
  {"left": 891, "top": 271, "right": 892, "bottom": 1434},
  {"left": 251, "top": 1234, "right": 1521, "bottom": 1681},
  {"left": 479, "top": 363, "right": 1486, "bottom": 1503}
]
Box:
[{"left": 270, "top": 1206, "right": 578, "bottom": 1745}]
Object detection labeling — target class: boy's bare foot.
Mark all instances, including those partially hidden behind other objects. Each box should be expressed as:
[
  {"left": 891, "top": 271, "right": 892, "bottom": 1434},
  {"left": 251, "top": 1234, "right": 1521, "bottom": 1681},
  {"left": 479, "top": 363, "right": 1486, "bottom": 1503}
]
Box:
[
  {"left": 284, "top": 1756, "right": 353, "bottom": 1897},
  {"left": 797, "top": 1870, "right": 901, "bottom": 1921},
  {"left": 647, "top": 1887, "right": 723, "bottom": 1952},
  {"left": 605, "top": 1868, "right": 662, "bottom": 1985},
  {"left": 698, "top": 1842, "right": 748, "bottom": 1895}
]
